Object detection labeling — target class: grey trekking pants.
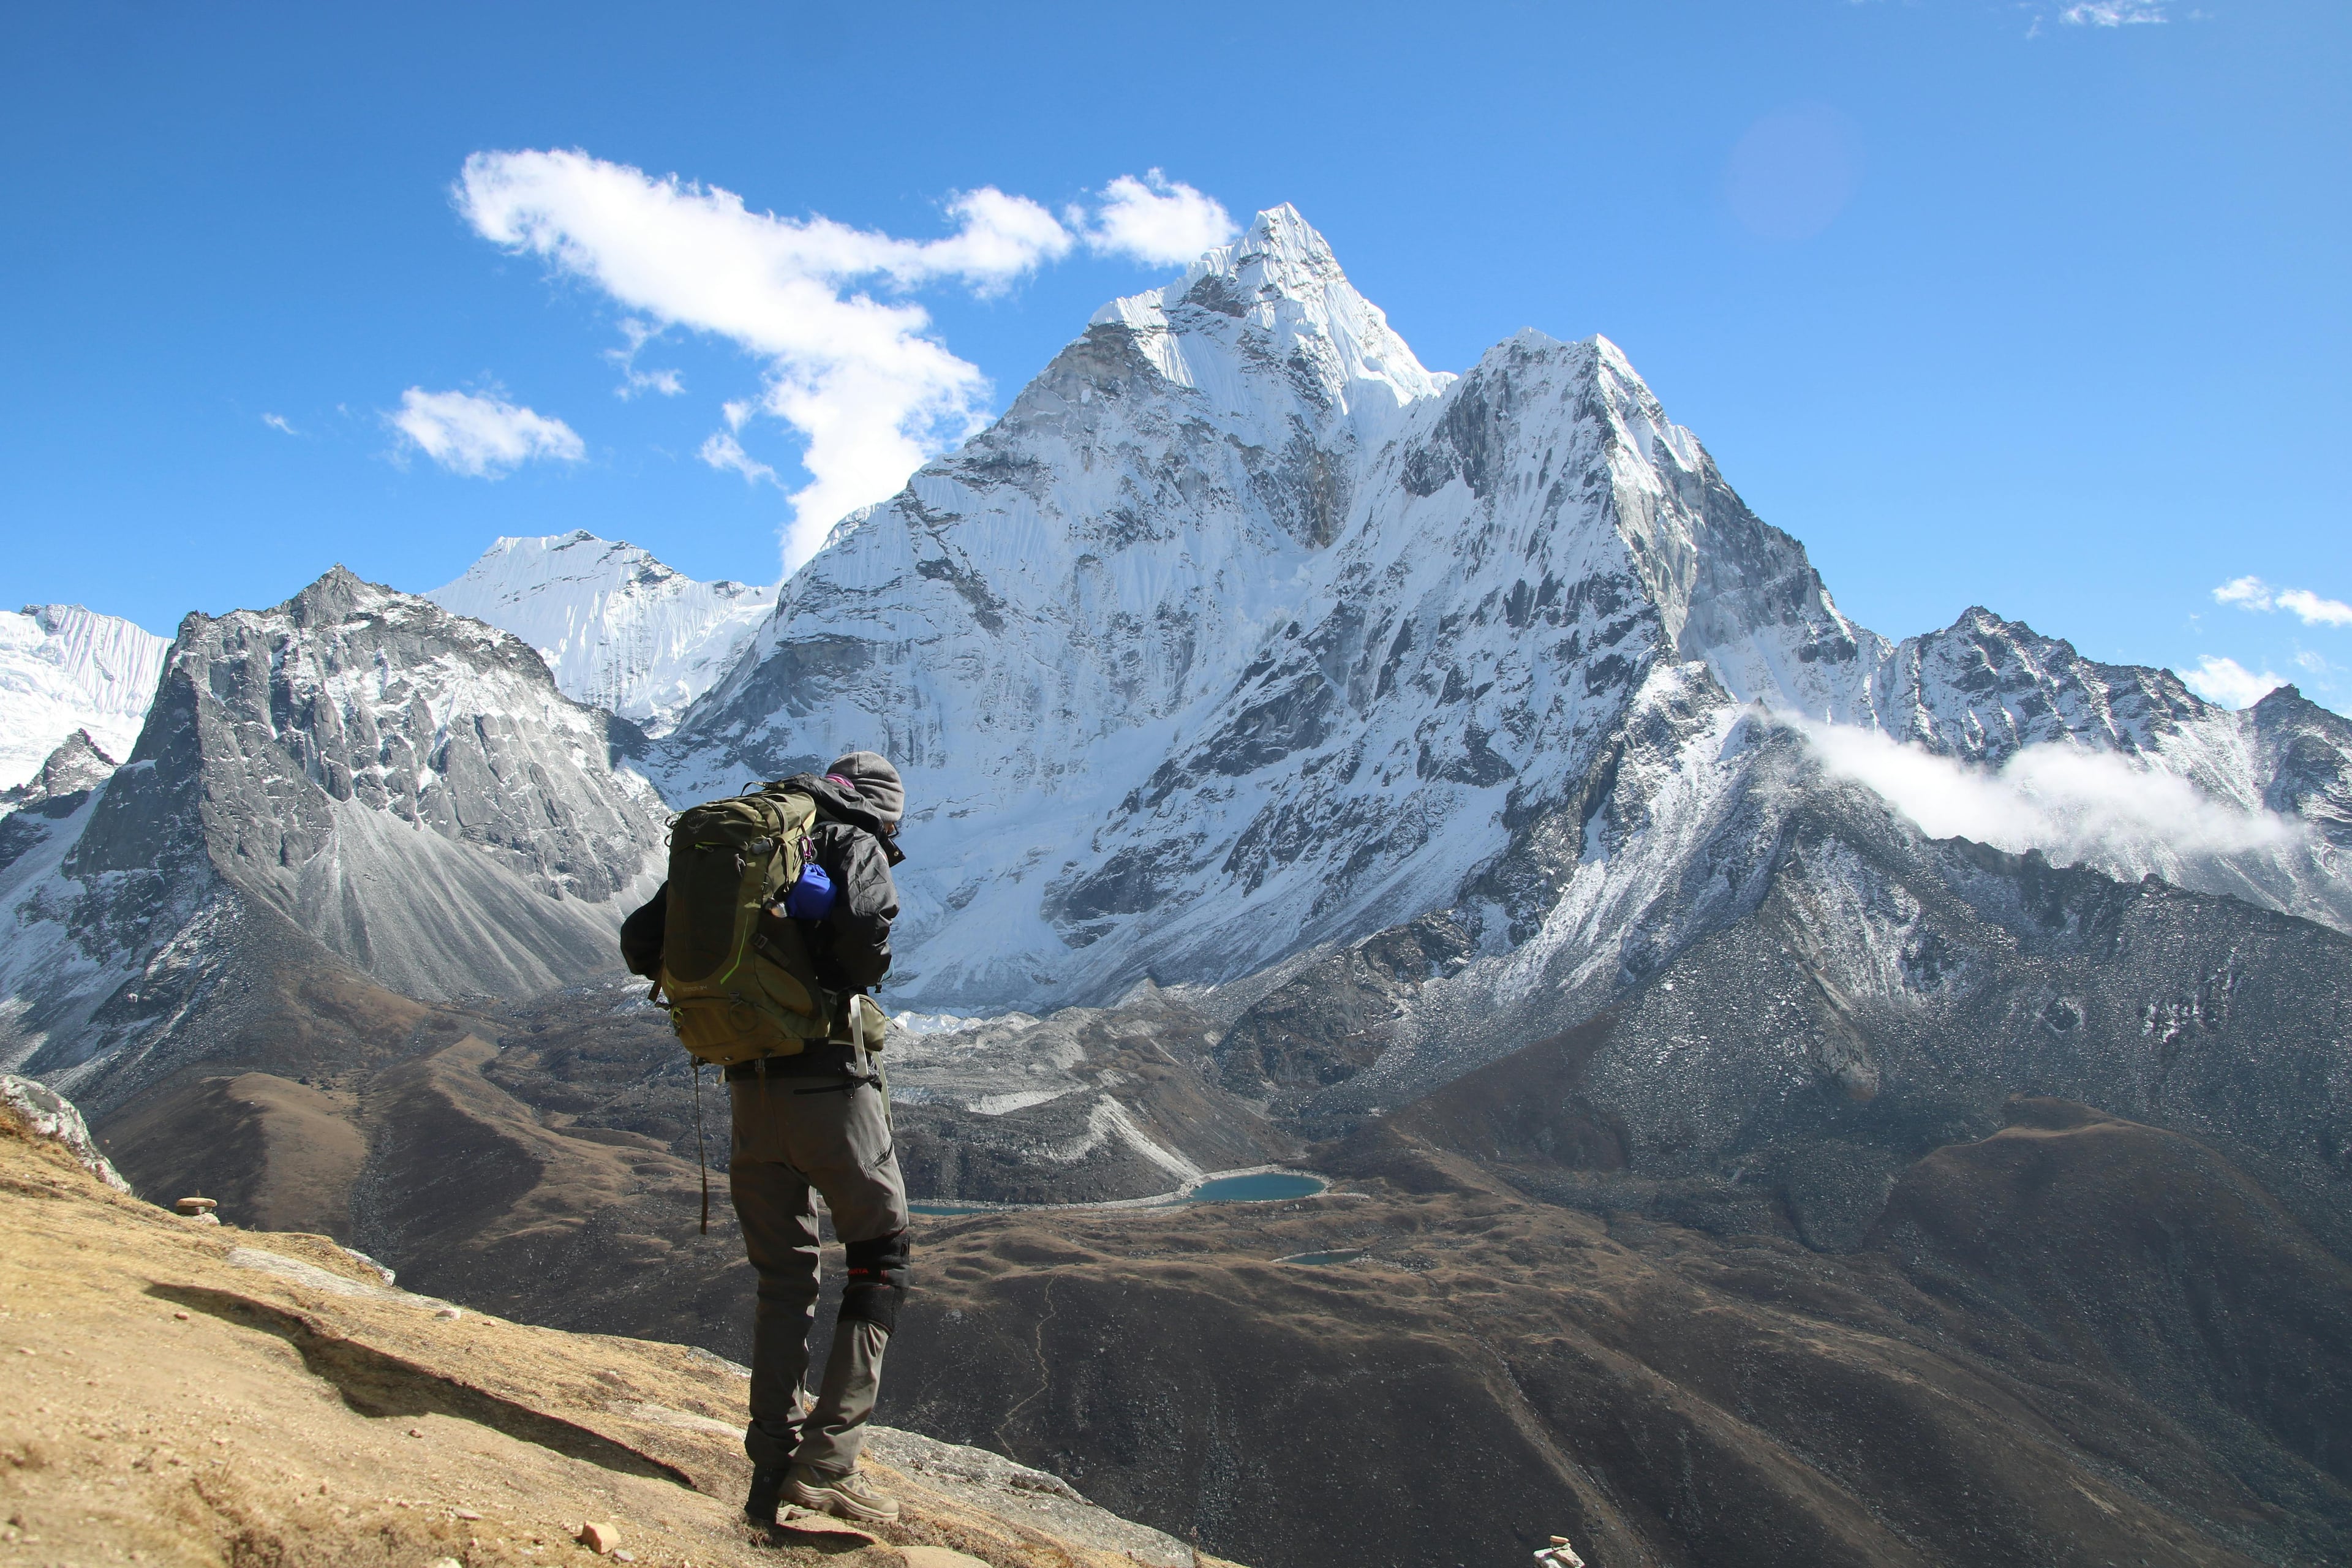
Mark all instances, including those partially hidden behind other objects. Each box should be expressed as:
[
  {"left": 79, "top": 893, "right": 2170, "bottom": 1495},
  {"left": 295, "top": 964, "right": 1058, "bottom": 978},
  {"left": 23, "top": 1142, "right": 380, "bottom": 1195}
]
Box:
[{"left": 729, "top": 1066, "right": 909, "bottom": 1476}]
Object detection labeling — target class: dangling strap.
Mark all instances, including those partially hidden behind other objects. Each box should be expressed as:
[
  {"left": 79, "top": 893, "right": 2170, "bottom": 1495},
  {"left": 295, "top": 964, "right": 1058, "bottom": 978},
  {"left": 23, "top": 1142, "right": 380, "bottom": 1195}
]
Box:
[{"left": 693, "top": 1060, "right": 710, "bottom": 1236}]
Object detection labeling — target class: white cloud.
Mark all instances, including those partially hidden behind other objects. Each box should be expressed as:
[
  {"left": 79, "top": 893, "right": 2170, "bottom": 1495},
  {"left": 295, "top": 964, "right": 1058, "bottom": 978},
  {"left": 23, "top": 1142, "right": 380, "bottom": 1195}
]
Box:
[
  {"left": 456, "top": 149, "right": 1082, "bottom": 567},
  {"left": 2182, "top": 655, "right": 2287, "bottom": 708},
  {"left": 1802, "top": 720, "right": 2302, "bottom": 866},
  {"left": 1077, "top": 170, "right": 1238, "bottom": 265},
  {"left": 389, "top": 387, "right": 586, "bottom": 478},
  {"left": 2277, "top": 589, "right": 2352, "bottom": 628},
  {"left": 2212, "top": 575, "right": 2352, "bottom": 627},
  {"left": 699, "top": 431, "right": 778, "bottom": 486},
  {"left": 2060, "top": 1, "right": 2167, "bottom": 22},
  {"left": 2214, "top": 575, "right": 2273, "bottom": 610},
  {"left": 453, "top": 149, "right": 1238, "bottom": 567},
  {"left": 619, "top": 366, "right": 685, "bottom": 399},
  {"left": 262, "top": 413, "right": 299, "bottom": 435}
]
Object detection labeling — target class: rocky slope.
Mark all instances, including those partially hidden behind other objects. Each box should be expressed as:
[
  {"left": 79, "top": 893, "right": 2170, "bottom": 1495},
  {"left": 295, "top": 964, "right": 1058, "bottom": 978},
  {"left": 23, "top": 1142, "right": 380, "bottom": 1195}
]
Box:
[
  {"left": 0, "top": 1096, "right": 1227, "bottom": 1568},
  {"left": 0, "top": 602, "right": 168, "bottom": 794},
  {"left": 0, "top": 567, "right": 667, "bottom": 1120},
  {"left": 429, "top": 531, "right": 777, "bottom": 736}
]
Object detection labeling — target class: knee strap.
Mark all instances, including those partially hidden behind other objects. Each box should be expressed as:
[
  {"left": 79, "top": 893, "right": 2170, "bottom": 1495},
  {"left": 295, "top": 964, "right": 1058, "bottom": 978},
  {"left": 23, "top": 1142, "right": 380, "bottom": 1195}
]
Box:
[{"left": 840, "top": 1230, "right": 910, "bottom": 1334}]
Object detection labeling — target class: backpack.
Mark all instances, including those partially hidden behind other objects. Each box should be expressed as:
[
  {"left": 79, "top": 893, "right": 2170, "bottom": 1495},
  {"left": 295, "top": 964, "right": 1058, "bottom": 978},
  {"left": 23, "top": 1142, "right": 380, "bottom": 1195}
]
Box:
[{"left": 655, "top": 784, "right": 838, "bottom": 1066}]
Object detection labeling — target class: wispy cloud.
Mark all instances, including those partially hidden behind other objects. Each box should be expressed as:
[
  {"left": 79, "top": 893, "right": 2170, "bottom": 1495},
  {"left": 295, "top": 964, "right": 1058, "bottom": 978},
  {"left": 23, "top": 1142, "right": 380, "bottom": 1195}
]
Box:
[
  {"left": 2212, "top": 575, "right": 2352, "bottom": 627},
  {"left": 262, "top": 413, "right": 300, "bottom": 435},
  {"left": 606, "top": 320, "right": 685, "bottom": 400},
  {"left": 2058, "top": 1, "right": 2168, "bottom": 24},
  {"left": 1076, "top": 170, "right": 1238, "bottom": 265},
  {"left": 388, "top": 386, "right": 585, "bottom": 478},
  {"left": 698, "top": 431, "right": 778, "bottom": 486},
  {"left": 1803, "top": 720, "right": 2302, "bottom": 865},
  {"left": 2182, "top": 654, "right": 2288, "bottom": 707}
]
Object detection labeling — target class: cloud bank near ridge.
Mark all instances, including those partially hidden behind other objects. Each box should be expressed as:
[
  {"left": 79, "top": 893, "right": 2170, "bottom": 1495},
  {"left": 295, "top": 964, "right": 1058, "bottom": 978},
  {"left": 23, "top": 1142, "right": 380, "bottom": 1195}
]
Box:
[
  {"left": 455, "top": 149, "right": 1234, "bottom": 570},
  {"left": 1800, "top": 719, "right": 2304, "bottom": 868}
]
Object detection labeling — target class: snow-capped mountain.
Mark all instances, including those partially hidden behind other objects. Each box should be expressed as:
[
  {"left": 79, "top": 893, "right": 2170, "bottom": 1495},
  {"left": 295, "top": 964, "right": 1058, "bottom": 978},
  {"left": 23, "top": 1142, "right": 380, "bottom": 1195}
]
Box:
[
  {"left": 0, "top": 604, "right": 169, "bottom": 794},
  {"left": 0, "top": 568, "right": 667, "bottom": 1113},
  {"left": 428, "top": 531, "right": 776, "bottom": 734},
  {"left": 6, "top": 203, "right": 2345, "bottom": 1125},
  {"left": 657, "top": 205, "right": 2348, "bottom": 1016}
]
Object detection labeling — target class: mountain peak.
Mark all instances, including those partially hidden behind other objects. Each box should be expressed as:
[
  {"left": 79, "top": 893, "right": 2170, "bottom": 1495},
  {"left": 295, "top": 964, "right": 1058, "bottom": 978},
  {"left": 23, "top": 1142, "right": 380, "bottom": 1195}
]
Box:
[
  {"left": 428, "top": 533, "right": 776, "bottom": 733},
  {"left": 1086, "top": 202, "right": 1445, "bottom": 428},
  {"left": 285, "top": 565, "right": 400, "bottom": 629}
]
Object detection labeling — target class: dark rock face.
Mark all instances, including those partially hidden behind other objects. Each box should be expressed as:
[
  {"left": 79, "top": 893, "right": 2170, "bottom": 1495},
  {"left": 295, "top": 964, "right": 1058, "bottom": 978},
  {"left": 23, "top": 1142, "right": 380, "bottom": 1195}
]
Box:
[
  {"left": 1373, "top": 781, "right": 2352, "bottom": 1259},
  {"left": 1215, "top": 913, "right": 1473, "bottom": 1106},
  {"left": 2251, "top": 685, "right": 2352, "bottom": 847},
  {"left": 1638, "top": 822, "right": 2348, "bottom": 1255}
]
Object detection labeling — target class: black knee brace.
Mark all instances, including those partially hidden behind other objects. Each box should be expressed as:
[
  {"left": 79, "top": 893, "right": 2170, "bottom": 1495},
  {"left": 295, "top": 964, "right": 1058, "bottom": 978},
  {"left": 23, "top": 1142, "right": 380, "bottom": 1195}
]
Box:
[{"left": 839, "top": 1230, "right": 910, "bottom": 1335}]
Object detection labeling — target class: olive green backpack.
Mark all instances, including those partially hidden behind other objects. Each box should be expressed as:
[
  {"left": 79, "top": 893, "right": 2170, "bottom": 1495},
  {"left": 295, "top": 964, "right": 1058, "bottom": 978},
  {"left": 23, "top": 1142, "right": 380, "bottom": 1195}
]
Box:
[{"left": 655, "top": 785, "right": 835, "bottom": 1066}]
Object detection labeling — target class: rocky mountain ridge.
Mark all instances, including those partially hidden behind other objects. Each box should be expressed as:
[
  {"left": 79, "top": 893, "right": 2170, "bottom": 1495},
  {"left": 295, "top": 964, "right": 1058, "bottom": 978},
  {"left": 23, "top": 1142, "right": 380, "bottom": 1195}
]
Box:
[{"left": 0, "top": 567, "right": 666, "bottom": 1117}]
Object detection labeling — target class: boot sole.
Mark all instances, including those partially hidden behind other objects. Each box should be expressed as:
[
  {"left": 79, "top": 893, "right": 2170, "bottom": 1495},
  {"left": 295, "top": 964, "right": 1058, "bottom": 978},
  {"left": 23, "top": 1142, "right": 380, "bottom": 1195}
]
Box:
[{"left": 785, "top": 1480, "right": 900, "bottom": 1523}]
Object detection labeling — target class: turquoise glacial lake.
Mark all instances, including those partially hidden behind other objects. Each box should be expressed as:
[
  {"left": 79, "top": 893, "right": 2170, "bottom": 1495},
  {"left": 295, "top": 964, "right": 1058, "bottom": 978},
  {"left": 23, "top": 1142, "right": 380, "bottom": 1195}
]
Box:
[{"left": 1185, "top": 1172, "right": 1327, "bottom": 1203}]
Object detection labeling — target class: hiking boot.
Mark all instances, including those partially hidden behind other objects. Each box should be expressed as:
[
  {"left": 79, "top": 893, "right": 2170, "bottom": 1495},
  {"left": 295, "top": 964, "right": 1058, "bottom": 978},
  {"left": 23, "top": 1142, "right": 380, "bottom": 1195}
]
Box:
[
  {"left": 744, "top": 1465, "right": 786, "bottom": 1526},
  {"left": 786, "top": 1463, "right": 900, "bottom": 1522}
]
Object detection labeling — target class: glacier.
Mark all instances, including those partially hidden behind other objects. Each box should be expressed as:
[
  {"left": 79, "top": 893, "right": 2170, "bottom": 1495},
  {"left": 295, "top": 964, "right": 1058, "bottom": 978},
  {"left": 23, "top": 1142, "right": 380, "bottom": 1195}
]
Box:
[
  {"left": 427, "top": 530, "right": 777, "bottom": 736},
  {"left": 0, "top": 604, "right": 170, "bottom": 794}
]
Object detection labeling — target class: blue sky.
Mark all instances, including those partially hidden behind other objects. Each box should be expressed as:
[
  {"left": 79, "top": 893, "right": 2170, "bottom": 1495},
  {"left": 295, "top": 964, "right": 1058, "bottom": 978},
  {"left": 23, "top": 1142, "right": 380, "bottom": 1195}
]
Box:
[{"left": 2, "top": 1, "right": 2345, "bottom": 707}]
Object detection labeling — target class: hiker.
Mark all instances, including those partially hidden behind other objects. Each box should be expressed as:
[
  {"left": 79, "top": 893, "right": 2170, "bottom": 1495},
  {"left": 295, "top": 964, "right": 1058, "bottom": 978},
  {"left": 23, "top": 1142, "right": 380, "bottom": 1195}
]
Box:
[{"left": 620, "top": 750, "right": 912, "bottom": 1526}]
